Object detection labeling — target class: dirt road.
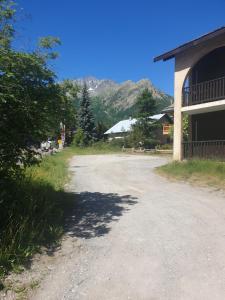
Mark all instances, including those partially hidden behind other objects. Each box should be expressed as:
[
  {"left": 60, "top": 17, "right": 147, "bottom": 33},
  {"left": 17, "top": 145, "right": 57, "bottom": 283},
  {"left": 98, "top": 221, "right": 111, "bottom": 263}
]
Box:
[{"left": 32, "top": 154, "right": 225, "bottom": 300}]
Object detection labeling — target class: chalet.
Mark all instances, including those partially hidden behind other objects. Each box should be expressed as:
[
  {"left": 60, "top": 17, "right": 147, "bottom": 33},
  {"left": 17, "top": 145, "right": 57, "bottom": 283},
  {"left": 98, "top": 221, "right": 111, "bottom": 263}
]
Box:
[
  {"left": 104, "top": 114, "right": 173, "bottom": 145},
  {"left": 154, "top": 26, "right": 225, "bottom": 160}
]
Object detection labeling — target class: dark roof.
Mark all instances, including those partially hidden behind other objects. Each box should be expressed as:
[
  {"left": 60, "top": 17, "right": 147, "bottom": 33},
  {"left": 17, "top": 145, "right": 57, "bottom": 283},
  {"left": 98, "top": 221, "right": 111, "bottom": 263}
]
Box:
[{"left": 154, "top": 26, "right": 225, "bottom": 62}]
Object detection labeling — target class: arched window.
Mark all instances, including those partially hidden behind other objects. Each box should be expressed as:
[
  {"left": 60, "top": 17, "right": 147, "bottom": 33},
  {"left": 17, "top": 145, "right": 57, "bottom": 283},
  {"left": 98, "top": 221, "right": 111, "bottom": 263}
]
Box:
[{"left": 183, "top": 46, "right": 225, "bottom": 106}]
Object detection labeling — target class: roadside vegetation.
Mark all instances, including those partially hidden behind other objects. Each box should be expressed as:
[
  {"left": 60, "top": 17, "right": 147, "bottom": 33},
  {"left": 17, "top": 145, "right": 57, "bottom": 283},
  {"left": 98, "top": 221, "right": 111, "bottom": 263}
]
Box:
[
  {"left": 157, "top": 160, "right": 225, "bottom": 189},
  {"left": 0, "top": 149, "right": 75, "bottom": 282},
  {"left": 72, "top": 141, "right": 122, "bottom": 155}
]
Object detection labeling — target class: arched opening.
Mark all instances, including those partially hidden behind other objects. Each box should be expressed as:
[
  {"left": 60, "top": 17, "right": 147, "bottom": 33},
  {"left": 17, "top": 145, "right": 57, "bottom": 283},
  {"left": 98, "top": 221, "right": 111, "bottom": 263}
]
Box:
[{"left": 183, "top": 46, "right": 225, "bottom": 106}]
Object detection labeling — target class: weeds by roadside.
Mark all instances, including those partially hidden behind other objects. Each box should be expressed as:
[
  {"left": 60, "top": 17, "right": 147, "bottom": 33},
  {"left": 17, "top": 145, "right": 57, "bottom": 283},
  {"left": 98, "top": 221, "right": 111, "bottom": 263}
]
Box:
[
  {"left": 157, "top": 159, "right": 225, "bottom": 189},
  {"left": 0, "top": 148, "right": 75, "bottom": 285},
  {"left": 71, "top": 141, "right": 122, "bottom": 155}
]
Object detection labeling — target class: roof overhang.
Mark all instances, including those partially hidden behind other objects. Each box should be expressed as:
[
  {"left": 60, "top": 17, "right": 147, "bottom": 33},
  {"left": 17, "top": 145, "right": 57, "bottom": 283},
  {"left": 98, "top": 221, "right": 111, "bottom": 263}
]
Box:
[{"left": 154, "top": 26, "right": 225, "bottom": 62}]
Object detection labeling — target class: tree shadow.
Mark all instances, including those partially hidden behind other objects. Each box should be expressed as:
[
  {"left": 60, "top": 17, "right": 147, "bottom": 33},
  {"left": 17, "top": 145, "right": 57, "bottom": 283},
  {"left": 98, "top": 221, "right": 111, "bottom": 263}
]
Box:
[
  {"left": 65, "top": 192, "right": 138, "bottom": 239},
  {"left": 0, "top": 177, "right": 137, "bottom": 276}
]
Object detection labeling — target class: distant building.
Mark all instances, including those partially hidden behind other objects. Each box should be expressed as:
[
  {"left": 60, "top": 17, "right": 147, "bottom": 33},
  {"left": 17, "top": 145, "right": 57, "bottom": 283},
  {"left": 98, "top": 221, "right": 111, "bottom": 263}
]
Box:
[
  {"left": 104, "top": 118, "right": 137, "bottom": 140},
  {"left": 104, "top": 114, "right": 173, "bottom": 144},
  {"left": 154, "top": 26, "right": 225, "bottom": 160}
]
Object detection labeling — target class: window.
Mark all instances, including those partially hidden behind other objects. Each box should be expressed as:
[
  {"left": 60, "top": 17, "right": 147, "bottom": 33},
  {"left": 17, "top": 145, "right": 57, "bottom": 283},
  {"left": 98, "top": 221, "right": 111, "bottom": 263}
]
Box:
[{"left": 163, "top": 124, "right": 172, "bottom": 135}]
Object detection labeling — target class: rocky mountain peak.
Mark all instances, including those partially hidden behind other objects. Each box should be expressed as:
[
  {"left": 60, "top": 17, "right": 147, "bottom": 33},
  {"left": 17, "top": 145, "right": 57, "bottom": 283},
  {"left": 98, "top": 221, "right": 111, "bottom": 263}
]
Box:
[{"left": 72, "top": 76, "right": 173, "bottom": 125}]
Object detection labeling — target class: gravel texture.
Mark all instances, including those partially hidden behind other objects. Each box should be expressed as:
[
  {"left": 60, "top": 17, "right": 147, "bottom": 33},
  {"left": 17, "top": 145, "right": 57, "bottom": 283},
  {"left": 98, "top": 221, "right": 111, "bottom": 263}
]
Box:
[{"left": 31, "top": 154, "right": 225, "bottom": 300}]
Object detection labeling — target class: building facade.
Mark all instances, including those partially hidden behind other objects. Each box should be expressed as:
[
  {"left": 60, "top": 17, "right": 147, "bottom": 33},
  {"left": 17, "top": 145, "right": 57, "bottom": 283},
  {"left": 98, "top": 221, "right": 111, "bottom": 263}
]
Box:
[
  {"left": 154, "top": 27, "right": 225, "bottom": 160},
  {"left": 104, "top": 114, "right": 173, "bottom": 145}
]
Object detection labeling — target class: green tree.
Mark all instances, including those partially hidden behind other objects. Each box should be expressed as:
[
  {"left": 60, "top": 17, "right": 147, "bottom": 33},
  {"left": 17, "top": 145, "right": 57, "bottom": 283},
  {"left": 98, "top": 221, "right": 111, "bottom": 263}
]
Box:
[
  {"left": 60, "top": 80, "right": 79, "bottom": 144},
  {"left": 130, "top": 89, "right": 158, "bottom": 148},
  {"left": 73, "top": 128, "right": 85, "bottom": 147},
  {"left": 78, "top": 83, "right": 95, "bottom": 145},
  {"left": 0, "top": 1, "right": 63, "bottom": 177},
  {"left": 0, "top": 50, "right": 62, "bottom": 172},
  {"left": 135, "top": 88, "right": 156, "bottom": 118},
  {"left": 95, "top": 121, "right": 107, "bottom": 141}
]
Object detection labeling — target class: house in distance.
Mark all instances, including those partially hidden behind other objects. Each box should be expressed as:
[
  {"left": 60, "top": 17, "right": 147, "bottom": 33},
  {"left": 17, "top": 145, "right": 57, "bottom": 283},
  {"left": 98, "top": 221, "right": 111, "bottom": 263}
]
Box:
[
  {"left": 154, "top": 26, "right": 225, "bottom": 161},
  {"left": 104, "top": 113, "right": 173, "bottom": 145}
]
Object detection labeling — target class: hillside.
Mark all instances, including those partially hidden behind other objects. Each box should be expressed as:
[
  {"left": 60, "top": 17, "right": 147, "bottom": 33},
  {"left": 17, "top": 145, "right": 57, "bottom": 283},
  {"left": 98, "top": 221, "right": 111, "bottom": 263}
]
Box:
[{"left": 74, "top": 77, "right": 173, "bottom": 126}]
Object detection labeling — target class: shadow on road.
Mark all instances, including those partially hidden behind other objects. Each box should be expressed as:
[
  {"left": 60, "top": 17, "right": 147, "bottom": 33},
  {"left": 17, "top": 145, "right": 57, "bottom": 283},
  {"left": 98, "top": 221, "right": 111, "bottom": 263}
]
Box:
[{"left": 65, "top": 192, "right": 138, "bottom": 239}]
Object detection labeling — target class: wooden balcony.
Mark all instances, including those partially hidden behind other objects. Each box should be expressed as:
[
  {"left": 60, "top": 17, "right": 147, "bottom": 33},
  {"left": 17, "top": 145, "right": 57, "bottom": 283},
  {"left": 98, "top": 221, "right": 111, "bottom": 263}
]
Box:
[
  {"left": 183, "top": 140, "right": 225, "bottom": 159},
  {"left": 183, "top": 76, "right": 225, "bottom": 106}
]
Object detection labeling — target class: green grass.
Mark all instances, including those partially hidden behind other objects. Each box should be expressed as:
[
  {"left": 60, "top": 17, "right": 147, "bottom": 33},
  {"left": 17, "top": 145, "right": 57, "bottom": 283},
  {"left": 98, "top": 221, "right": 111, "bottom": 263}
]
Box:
[
  {"left": 71, "top": 142, "right": 122, "bottom": 155},
  {"left": 157, "top": 159, "right": 225, "bottom": 188},
  {"left": 0, "top": 148, "right": 75, "bottom": 283}
]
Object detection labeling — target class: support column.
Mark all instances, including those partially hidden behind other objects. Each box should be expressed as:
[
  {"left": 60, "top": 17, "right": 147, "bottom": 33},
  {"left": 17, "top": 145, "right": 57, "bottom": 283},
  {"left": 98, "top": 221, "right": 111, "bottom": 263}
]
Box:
[{"left": 173, "top": 72, "right": 183, "bottom": 161}]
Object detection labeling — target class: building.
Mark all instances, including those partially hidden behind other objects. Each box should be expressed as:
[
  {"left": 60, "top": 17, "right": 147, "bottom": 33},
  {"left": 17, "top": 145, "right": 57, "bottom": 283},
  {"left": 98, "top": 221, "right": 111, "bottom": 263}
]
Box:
[
  {"left": 104, "top": 114, "right": 173, "bottom": 144},
  {"left": 154, "top": 26, "right": 225, "bottom": 160},
  {"left": 104, "top": 118, "right": 137, "bottom": 140}
]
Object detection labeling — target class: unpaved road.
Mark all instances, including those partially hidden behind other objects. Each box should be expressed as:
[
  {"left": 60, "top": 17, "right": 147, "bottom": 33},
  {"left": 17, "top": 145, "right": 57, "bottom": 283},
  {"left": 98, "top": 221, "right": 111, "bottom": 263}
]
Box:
[{"left": 32, "top": 154, "right": 225, "bottom": 300}]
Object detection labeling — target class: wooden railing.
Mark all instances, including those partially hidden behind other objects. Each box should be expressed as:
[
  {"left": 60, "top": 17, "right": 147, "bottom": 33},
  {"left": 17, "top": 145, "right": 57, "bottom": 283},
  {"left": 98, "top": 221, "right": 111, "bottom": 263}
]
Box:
[
  {"left": 183, "top": 76, "right": 225, "bottom": 106},
  {"left": 183, "top": 140, "right": 225, "bottom": 159}
]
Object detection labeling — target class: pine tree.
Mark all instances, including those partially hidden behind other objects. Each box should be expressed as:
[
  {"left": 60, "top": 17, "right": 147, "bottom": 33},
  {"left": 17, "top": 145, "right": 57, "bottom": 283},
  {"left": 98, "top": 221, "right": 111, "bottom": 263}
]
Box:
[
  {"left": 130, "top": 88, "right": 158, "bottom": 148},
  {"left": 79, "top": 83, "right": 95, "bottom": 145},
  {"left": 135, "top": 88, "right": 156, "bottom": 118}
]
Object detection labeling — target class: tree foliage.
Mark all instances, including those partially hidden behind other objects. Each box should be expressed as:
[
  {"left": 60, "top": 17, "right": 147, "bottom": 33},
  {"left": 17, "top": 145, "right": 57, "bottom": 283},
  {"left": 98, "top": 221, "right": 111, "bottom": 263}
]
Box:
[
  {"left": 0, "top": 1, "right": 72, "bottom": 178},
  {"left": 0, "top": 0, "right": 16, "bottom": 48},
  {"left": 129, "top": 89, "right": 158, "bottom": 148},
  {"left": 78, "top": 83, "right": 95, "bottom": 145},
  {"left": 135, "top": 88, "right": 156, "bottom": 118},
  {"left": 37, "top": 36, "right": 61, "bottom": 60},
  {"left": 0, "top": 49, "right": 62, "bottom": 174},
  {"left": 59, "top": 80, "right": 79, "bottom": 143}
]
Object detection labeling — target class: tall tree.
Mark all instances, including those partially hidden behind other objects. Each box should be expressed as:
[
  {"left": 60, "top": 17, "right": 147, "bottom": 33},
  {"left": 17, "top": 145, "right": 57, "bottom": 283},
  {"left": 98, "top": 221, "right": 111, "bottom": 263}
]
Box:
[
  {"left": 135, "top": 88, "right": 156, "bottom": 118},
  {"left": 60, "top": 80, "right": 79, "bottom": 144},
  {"left": 0, "top": 1, "right": 63, "bottom": 177},
  {"left": 130, "top": 89, "right": 158, "bottom": 148},
  {"left": 79, "top": 83, "right": 95, "bottom": 145}
]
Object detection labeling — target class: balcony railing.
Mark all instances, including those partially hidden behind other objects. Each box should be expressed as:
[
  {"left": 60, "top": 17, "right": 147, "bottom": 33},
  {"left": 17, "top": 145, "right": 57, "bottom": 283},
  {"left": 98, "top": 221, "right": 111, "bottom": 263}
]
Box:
[
  {"left": 183, "top": 140, "right": 225, "bottom": 159},
  {"left": 183, "top": 76, "right": 225, "bottom": 106}
]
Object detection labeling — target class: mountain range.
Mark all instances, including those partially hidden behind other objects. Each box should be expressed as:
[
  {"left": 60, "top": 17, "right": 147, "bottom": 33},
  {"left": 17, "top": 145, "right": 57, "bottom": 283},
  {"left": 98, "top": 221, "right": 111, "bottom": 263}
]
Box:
[{"left": 73, "top": 77, "right": 173, "bottom": 126}]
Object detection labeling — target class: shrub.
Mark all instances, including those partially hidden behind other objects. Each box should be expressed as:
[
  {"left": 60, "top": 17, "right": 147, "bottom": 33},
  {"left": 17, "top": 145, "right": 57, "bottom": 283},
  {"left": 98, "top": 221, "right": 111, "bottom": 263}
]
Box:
[
  {"left": 156, "top": 144, "right": 173, "bottom": 150},
  {"left": 109, "top": 138, "right": 125, "bottom": 148},
  {"left": 72, "top": 128, "right": 85, "bottom": 147}
]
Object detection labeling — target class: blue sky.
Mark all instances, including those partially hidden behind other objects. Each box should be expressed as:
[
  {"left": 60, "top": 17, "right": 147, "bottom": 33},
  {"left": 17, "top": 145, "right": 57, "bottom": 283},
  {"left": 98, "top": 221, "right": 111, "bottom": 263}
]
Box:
[{"left": 16, "top": 0, "right": 225, "bottom": 95}]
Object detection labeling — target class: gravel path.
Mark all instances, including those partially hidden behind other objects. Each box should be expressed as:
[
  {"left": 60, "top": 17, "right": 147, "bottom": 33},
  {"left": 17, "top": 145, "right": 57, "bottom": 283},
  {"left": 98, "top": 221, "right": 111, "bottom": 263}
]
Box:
[{"left": 32, "top": 154, "right": 225, "bottom": 300}]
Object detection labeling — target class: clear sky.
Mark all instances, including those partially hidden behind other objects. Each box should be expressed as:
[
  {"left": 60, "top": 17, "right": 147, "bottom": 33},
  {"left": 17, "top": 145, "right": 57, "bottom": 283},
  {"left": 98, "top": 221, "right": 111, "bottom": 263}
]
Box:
[{"left": 16, "top": 0, "right": 225, "bottom": 95}]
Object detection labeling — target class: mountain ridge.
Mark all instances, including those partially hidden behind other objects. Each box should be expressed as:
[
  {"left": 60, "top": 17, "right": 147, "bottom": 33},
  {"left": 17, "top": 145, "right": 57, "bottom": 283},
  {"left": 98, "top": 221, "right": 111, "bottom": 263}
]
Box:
[{"left": 73, "top": 76, "right": 173, "bottom": 126}]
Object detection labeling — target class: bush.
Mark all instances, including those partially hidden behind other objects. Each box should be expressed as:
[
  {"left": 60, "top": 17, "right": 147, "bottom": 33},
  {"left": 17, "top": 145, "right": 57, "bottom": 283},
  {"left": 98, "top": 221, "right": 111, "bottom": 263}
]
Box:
[
  {"left": 73, "top": 128, "right": 85, "bottom": 147},
  {"left": 109, "top": 138, "right": 125, "bottom": 148},
  {"left": 156, "top": 144, "right": 173, "bottom": 150}
]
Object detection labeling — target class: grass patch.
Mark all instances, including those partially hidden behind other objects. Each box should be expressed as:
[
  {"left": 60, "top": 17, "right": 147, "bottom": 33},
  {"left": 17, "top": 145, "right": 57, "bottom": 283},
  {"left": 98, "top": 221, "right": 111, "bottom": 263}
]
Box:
[
  {"left": 157, "top": 159, "right": 225, "bottom": 189},
  {"left": 0, "top": 148, "right": 75, "bottom": 283},
  {"left": 71, "top": 141, "right": 122, "bottom": 155}
]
